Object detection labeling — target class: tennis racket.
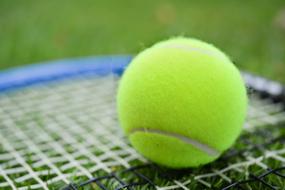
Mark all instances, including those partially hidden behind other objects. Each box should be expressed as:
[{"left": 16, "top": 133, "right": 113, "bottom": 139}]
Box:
[{"left": 0, "top": 56, "right": 284, "bottom": 190}]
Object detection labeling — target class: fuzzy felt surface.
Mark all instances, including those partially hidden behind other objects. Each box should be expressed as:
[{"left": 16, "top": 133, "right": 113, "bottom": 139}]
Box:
[{"left": 117, "top": 37, "right": 247, "bottom": 168}]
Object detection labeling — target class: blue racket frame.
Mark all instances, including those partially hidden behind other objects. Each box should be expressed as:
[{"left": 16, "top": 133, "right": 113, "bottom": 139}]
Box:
[
  {"left": 0, "top": 55, "right": 284, "bottom": 100},
  {"left": 0, "top": 56, "right": 132, "bottom": 92}
]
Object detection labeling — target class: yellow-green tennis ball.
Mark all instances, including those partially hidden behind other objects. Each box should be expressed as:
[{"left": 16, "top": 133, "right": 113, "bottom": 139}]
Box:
[{"left": 117, "top": 37, "right": 247, "bottom": 168}]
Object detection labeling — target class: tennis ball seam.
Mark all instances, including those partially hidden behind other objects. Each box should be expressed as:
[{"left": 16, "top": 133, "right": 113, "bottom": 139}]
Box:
[
  {"left": 153, "top": 43, "right": 228, "bottom": 62},
  {"left": 128, "top": 128, "right": 220, "bottom": 157}
]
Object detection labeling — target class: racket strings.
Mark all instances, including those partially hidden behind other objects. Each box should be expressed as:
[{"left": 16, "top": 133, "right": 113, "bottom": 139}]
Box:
[{"left": 0, "top": 75, "right": 284, "bottom": 190}]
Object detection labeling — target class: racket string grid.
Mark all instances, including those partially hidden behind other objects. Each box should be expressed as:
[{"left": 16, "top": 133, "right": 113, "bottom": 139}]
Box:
[{"left": 0, "top": 73, "right": 284, "bottom": 190}]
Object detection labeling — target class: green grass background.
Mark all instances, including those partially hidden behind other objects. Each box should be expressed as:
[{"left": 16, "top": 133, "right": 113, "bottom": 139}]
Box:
[{"left": 0, "top": 0, "right": 285, "bottom": 82}]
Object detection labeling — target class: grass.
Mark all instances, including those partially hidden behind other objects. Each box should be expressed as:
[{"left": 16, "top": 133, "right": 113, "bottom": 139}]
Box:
[{"left": 0, "top": 0, "right": 285, "bottom": 82}]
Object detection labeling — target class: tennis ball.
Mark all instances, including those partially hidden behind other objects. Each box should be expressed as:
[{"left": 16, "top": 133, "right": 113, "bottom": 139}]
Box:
[{"left": 117, "top": 37, "right": 247, "bottom": 168}]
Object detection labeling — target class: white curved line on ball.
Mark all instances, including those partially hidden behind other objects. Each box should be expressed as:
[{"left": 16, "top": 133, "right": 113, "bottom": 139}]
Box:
[
  {"left": 129, "top": 128, "right": 220, "bottom": 157},
  {"left": 159, "top": 44, "right": 226, "bottom": 61}
]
